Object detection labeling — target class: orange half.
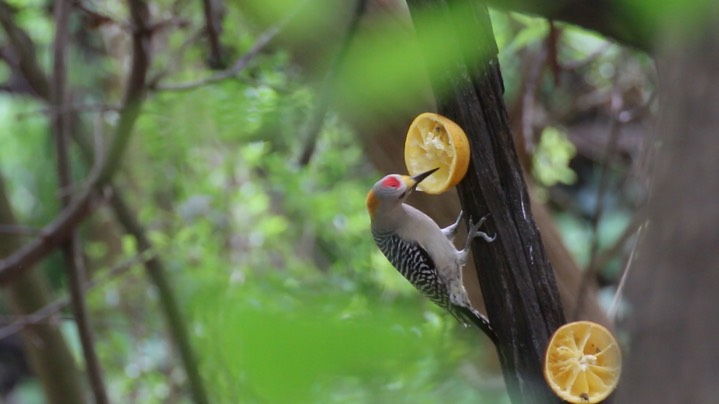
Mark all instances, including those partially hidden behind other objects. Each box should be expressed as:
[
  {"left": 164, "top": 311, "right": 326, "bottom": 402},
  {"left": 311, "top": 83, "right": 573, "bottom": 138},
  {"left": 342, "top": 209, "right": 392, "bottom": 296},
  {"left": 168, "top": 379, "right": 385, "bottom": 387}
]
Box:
[
  {"left": 404, "top": 112, "right": 470, "bottom": 194},
  {"left": 544, "top": 321, "right": 622, "bottom": 403}
]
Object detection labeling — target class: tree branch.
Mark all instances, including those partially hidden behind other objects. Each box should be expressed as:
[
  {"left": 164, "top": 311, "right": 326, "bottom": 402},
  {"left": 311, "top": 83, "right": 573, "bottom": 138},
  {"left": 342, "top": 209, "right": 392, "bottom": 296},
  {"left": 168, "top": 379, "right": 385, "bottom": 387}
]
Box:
[
  {"left": 0, "top": 0, "right": 151, "bottom": 285},
  {"left": 0, "top": 225, "right": 40, "bottom": 236},
  {"left": 297, "top": 0, "right": 368, "bottom": 166},
  {"left": 0, "top": 1, "right": 50, "bottom": 98},
  {"left": 201, "top": 0, "right": 225, "bottom": 69},
  {"left": 0, "top": 173, "right": 87, "bottom": 404},
  {"left": 151, "top": 4, "right": 300, "bottom": 92},
  {"left": 51, "top": 1, "right": 109, "bottom": 402},
  {"left": 13, "top": 103, "right": 121, "bottom": 120},
  {"left": 110, "top": 192, "right": 210, "bottom": 404},
  {"left": 0, "top": 252, "right": 154, "bottom": 341}
]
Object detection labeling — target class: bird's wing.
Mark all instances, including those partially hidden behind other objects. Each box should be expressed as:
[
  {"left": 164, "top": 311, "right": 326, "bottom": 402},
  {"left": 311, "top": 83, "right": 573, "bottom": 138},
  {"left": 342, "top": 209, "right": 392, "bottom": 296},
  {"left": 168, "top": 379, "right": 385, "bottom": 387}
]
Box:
[{"left": 373, "top": 231, "right": 451, "bottom": 309}]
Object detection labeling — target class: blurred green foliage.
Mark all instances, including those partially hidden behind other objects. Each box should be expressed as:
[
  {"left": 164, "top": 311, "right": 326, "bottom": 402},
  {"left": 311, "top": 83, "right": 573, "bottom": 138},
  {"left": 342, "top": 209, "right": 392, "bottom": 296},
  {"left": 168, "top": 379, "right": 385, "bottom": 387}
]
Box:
[{"left": 533, "top": 126, "right": 577, "bottom": 187}]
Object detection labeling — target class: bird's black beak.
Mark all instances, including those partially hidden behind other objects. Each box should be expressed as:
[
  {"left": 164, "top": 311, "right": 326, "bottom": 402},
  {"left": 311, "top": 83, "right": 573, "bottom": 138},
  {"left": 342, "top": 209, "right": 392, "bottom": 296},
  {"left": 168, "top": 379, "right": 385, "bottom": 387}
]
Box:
[{"left": 408, "top": 167, "right": 439, "bottom": 191}]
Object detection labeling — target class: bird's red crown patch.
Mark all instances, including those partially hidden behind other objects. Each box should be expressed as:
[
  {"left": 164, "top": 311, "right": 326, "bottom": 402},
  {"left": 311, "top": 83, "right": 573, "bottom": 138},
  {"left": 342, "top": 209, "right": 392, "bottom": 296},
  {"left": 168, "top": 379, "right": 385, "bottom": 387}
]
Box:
[{"left": 381, "top": 176, "right": 401, "bottom": 189}]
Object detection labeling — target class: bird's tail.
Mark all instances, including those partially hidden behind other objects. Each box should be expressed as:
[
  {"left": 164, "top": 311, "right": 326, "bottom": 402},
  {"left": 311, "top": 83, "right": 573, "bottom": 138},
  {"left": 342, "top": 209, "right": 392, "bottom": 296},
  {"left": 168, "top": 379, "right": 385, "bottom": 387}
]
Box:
[{"left": 453, "top": 305, "right": 498, "bottom": 344}]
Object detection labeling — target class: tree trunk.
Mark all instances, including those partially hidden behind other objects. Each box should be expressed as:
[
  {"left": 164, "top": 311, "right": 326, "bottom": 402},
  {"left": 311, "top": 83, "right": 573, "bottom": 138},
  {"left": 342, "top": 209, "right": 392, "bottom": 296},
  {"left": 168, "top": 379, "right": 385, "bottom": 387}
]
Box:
[
  {"left": 406, "top": 1, "right": 565, "bottom": 402},
  {"left": 618, "top": 6, "right": 719, "bottom": 402}
]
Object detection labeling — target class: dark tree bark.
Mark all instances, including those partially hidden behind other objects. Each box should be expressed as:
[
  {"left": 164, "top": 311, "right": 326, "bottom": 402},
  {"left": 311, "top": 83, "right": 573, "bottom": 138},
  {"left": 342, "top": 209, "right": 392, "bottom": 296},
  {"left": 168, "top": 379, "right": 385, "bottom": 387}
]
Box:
[
  {"left": 618, "top": 6, "right": 719, "bottom": 402},
  {"left": 406, "top": 0, "right": 565, "bottom": 402}
]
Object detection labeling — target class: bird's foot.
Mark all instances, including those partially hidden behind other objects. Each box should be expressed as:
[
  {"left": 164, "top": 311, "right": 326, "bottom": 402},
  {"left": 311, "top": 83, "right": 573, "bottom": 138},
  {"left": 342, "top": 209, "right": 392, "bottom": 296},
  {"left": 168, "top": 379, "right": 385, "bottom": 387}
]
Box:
[{"left": 462, "top": 213, "right": 496, "bottom": 252}]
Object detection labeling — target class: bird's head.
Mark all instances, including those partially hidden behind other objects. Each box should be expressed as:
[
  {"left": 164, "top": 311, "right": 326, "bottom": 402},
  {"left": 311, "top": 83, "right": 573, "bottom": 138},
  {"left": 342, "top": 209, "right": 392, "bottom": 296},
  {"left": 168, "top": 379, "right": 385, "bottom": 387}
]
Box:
[{"left": 366, "top": 167, "right": 438, "bottom": 219}]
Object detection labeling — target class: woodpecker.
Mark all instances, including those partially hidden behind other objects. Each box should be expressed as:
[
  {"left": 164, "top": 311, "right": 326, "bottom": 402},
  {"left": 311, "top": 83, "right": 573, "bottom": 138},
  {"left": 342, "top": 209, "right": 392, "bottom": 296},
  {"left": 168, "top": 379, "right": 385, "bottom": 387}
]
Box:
[{"left": 366, "top": 167, "right": 498, "bottom": 343}]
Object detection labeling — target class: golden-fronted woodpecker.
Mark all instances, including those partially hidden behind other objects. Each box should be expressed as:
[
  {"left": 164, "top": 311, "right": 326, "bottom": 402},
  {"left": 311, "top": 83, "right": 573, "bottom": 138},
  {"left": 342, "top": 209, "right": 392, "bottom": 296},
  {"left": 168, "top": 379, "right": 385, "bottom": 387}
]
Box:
[{"left": 366, "top": 168, "right": 497, "bottom": 343}]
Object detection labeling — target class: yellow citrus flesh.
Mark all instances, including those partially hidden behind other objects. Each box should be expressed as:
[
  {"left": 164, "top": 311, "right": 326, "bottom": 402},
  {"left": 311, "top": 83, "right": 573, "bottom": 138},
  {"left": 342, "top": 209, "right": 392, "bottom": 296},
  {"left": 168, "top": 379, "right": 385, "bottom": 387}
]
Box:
[
  {"left": 404, "top": 112, "right": 470, "bottom": 194},
  {"left": 544, "top": 321, "right": 622, "bottom": 403}
]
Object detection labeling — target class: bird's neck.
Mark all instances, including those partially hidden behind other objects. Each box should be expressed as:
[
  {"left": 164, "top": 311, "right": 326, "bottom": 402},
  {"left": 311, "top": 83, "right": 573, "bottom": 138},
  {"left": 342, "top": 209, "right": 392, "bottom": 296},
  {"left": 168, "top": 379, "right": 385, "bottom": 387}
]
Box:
[{"left": 371, "top": 202, "right": 410, "bottom": 234}]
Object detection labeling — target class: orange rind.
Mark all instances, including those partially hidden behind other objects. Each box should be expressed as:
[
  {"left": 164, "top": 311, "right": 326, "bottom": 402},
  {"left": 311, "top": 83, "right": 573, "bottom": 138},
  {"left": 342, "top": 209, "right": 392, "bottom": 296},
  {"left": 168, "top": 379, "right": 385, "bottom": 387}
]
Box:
[
  {"left": 404, "top": 112, "right": 470, "bottom": 194},
  {"left": 544, "top": 321, "right": 622, "bottom": 403}
]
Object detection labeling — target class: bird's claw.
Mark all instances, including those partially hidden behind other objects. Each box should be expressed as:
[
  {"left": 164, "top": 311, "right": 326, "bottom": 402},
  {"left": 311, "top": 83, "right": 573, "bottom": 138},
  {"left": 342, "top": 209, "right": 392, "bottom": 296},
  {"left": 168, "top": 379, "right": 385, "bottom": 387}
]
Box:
[{"left": 467, "top": 213, "right": 496, "bottom": 243}]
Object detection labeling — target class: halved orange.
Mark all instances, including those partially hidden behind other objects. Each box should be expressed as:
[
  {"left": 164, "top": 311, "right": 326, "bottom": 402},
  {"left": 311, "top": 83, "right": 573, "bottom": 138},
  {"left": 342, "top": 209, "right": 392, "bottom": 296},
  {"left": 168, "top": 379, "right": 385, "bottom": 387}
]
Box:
[
  {"left": 404, "top": 112, "right": 470, "bottom": 194},
  {"left": 544, "top": 321, "right": 622, "bottom": 403}
]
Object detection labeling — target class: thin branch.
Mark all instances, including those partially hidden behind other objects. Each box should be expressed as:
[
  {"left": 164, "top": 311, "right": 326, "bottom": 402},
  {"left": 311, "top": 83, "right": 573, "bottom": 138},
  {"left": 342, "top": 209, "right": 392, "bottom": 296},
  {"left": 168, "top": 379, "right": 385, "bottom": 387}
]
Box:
[
  {"left": 0, "top": 0, "right": 151, "bottom": 285},
  {"left": 51, "top": 1, "right": 109, "bottom": 401},
  {"left": 608, "top": 223, "right": 644, "bottom": 321},
  {"left": 65, "top": 236, "right": 110, "bottom": 403},
  {"left": 0, "top": 252, "right": 153, "bottom": 341},
  {"left": 0, "top": 296, "right": 67, "bottom": 342},
  {"left": 0, "top": 1, "right": 49, "bottom": 98},
  {"left": 152, "top": 4, "right": 301, "bottom": 92},
  {"left": 99, "top": 0, "right": 150, "bottom": 185},
  {"left": 0, "top": 224, "right": 40, "bottom": 236},
  {"left": 14, "top": 103, "right": 121, "bottom": 120},
  {"left": 147, "top": 16, "right": 191, "bottom": 34},
  {"left": 109, "top": 191, "right": 210, "bottom": 404},
  {"left": 546, "top": 21, "right": 561, "bottom": 85},
  {"left": 201, "top": 0, "right": 225, "bottom": 69},
  {"left": 147, "top": 27, "right": 205, "bottom": 88},
  {"left": 0, "top": 181, "right": 100, "bottom": 285},
  {"left": 0, "top": 313, "right": 73, "bottom": 325},
  {"left": 519, "top": 44, "right": 547, "bottom": 160},
  {"left": 73, "top": 0, "right": 119, "bottom": 28},
  {"left": 51, "top": 0, "right": 72, "bottom": 206},
  {"left": 591, "top": 211, "right": 645, "bottom": 275},
  {"left": 297, "top": 0, "right": 368, "bottom": 166}
]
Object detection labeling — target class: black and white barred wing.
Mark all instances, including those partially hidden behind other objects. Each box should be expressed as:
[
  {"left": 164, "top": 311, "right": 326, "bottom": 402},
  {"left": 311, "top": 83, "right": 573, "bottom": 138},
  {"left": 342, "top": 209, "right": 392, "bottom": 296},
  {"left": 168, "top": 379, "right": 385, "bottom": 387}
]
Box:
[{"left": 372, "top": 231, "right": 451, "bottom": 310}]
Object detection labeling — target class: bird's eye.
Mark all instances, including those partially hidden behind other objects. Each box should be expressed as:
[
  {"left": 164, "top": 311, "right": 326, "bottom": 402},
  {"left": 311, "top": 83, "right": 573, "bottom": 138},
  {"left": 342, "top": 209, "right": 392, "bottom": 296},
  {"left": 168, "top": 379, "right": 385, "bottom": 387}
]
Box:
[{"left": 381, "top": 176, "right": 401, "bottom": 189}]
